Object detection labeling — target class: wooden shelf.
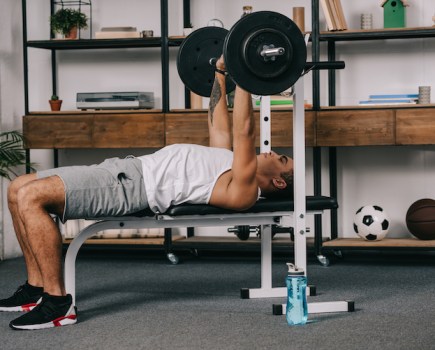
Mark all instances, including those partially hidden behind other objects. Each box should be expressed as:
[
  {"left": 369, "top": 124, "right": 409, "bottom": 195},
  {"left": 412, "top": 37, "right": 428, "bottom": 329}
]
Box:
[
  {"left": 172, "top": 236, "right": 313, "bottom": 253},
  {"left": 320, "top": 104, "right": 435, "bottom": 111},
  {"left": 27, "top": 109, "right": 163, "bottom": 115},
  {"left": 322, "top": 238, "right": 435, "bottom": 250},
  {"left": 63, "top": 235, "right": 185, "bottom": 246},
  {"left": 23, "top": 109, "right": 314, "bottom": 149},
  {"left": 26, "top": 37, "right": 162, "bottom": 50},
  {"left": 320, "top": 26, "right": 435, "bottom": 41},
  {"left": 62, "top": 235, "right": 306, "bottom": 253}
]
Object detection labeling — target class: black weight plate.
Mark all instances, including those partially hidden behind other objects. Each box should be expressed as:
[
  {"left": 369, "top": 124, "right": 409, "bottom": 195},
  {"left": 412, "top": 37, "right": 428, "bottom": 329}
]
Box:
[
  {"left": 224, "top": 11, "right": 306, "bottom": 96},
  {"left": 243, "top": 28, "right": 292, "bottom": 79},
  {"left": 177, "top": 27, "right": 236, "bottom": 97},
  {"left": 236, "top": 225, "right": 251, "bottom": 241}
]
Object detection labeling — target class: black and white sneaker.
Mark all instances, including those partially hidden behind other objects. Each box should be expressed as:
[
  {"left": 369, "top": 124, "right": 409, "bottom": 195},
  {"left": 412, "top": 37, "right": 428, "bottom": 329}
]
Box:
[
  {"left": 0, "top": 282, "right": 43, "bottom": 312},
  {"left": 9, "top": 293, "right": 77, "bottom": 330}
]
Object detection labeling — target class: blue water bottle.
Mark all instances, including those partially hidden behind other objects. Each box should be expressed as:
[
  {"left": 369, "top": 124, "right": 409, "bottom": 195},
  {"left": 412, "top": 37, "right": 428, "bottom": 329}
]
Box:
[{"left": 285, "top": 263, "right": 308, "bottom": 325}]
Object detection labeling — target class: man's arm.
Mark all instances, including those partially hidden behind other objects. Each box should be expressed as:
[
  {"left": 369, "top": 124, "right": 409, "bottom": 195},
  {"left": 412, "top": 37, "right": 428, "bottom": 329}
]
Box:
[
  {"left": 208, "top": 57, "right": 231, "bottom": 149},
  {"left": 210, "top": 86, "right": 258, "bottom": 210}
]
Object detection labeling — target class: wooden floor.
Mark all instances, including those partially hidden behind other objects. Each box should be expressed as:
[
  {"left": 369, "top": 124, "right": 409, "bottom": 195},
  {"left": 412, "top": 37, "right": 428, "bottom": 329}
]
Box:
[{"left": 63, "top": 235, "right": 185, "bottom": 246}]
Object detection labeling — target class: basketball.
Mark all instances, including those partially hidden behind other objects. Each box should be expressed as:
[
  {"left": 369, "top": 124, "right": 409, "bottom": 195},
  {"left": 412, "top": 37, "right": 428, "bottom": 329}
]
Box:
[{"left": 406, "top": 199, "right": 435, "bottom": 240}]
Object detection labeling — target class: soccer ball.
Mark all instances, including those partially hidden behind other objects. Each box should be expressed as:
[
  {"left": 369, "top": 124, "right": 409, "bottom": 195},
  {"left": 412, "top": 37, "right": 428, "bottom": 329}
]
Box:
[{"left": 353, "top": 205, "right": 390, "bottom": 241}]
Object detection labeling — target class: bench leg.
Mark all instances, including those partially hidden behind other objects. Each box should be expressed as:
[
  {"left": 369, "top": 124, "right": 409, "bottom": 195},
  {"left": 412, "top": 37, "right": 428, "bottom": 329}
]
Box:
[
  {"left": 64, "top": 221, "right": 116, "bottom": 305},
  {"left": 241, "top": 224, "right": 286, "bottom": 298},
  {"left": 241, "top": 224, "right": 315, "bottom": 299}
]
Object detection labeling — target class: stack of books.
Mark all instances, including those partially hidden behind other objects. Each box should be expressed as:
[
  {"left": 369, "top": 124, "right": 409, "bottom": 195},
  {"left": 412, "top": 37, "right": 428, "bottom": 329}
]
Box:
[
  {"left": 95, "top": 26, "right": 141, "bottom": 39},
  {"left": 320, "top": 0, "right": 348, "bottom": 31},
  {"left": 254, "top": 95, "right": 312, "bottom": 109},
  {"left": 358, "top": 94, "right": 419, "bottom": 106}
]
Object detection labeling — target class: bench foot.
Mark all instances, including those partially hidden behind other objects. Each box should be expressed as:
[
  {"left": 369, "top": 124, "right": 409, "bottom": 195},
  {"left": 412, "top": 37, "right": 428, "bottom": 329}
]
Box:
[
  {"left": 241, "top": 285, "right": 316, "bottom": 299},
  {"left": 273, "top": 300, "right": 355, "bottom": 315}
]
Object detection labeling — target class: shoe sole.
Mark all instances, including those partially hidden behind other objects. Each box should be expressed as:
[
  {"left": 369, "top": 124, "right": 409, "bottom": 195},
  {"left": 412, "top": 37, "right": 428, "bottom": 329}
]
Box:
[
  {"left": 0, "top": 303, "right": 38, "bottom": 312},
  {"left": 9, "top": 305, "right": 77, "bottom": 330}
]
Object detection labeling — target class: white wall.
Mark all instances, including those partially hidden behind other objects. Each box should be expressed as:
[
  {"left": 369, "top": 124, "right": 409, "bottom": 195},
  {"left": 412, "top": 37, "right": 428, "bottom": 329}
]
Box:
[
  {"left": 0, "top": 0, "right": 27, "bottom": 259},
  {"left": 1, "top": 0, "right": 435, "bottom": 258}
]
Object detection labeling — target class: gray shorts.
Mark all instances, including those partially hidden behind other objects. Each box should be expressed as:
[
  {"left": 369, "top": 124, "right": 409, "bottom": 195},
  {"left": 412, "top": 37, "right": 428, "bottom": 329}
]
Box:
[{"left": 37, "top": 157, "right": 148, "bottom": 223}]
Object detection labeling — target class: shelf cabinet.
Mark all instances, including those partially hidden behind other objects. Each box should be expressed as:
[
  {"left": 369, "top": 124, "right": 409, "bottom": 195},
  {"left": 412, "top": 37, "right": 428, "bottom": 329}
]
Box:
[
  {"left": 316, "top": 109, "right": 395, "bottom": 147},
  {"left": 23, "top": 109, "right": 315, "bottom": 149},
  {"left": 23, "top": 106, "right": 435, "bottom": 149},
  {"left": 316, "top": 106, "right": 435, "bottom": 147},
  {"left": 23, "top": 111, "right": 165, "bottom": 149},
  {"left": 317, "top": 22, "right": 435, "bottom": 253},
  {"left": 396, "top": 108, "right": 435, "bottom": 145}
]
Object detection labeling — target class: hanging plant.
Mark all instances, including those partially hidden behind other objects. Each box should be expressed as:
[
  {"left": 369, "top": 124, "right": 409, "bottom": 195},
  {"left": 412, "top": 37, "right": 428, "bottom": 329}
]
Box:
[{"left": 0, "top": 131, "right": 35, "bottom": 180}]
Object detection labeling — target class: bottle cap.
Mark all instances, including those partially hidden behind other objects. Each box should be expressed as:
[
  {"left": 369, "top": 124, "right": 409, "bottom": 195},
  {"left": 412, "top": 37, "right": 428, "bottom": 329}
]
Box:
[
  {"left": 243, "top": 5, "right": 253, "bottom": 11},
  {"left": 286, "top": 263, "right": 304, "bottom": 275}
]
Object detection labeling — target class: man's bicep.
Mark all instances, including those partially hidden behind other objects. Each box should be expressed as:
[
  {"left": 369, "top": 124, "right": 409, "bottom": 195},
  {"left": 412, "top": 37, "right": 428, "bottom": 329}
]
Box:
[
  {"left": 212, "top": 180, "right": 258, "bottom": 211},
  {"left": 228, "top": 150, "right": 258, "bottom": 208}
]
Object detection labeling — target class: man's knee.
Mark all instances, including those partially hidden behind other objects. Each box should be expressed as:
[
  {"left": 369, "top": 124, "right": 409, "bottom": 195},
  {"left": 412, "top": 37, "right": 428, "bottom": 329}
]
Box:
[
  {"left": 15, "top": 175, "right": 65, "bottom": 217},
  {"left": 7, "top": 174, "right": 36, "bottom": 209}
]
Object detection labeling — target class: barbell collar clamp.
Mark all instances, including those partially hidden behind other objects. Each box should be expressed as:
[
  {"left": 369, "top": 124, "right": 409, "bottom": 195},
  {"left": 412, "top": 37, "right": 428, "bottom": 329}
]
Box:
[{"left": 260, "top": 46, "right": 285, "bottom": 59}]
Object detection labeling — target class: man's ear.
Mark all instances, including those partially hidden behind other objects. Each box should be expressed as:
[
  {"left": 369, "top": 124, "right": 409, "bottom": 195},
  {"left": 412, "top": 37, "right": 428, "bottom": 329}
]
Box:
[{"left": 272, "top": 177, "right": 287, "bottom": 190}]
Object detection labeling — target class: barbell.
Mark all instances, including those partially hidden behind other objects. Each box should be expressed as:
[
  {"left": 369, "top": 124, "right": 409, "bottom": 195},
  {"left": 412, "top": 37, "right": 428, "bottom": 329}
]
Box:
[{"left": 177, "top": 11, "right": 345, "bottom": 97}]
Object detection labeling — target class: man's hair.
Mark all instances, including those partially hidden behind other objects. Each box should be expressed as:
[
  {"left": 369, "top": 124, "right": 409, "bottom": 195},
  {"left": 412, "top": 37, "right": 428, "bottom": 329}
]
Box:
[{"left": 262, "top": 170, "right": 294, "bottom": 200}]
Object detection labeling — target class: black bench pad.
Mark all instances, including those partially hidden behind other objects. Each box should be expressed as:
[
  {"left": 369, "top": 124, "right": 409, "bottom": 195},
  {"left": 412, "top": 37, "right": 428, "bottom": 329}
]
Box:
[{"left": 128, "top": 196, "right": 337, "bottom": 218}]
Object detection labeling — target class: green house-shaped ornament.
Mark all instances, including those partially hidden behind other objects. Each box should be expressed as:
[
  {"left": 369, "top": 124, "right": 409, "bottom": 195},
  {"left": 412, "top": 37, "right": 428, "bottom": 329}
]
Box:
[{"left": 381, "top": 0, "right": 409, "bottom": 28}]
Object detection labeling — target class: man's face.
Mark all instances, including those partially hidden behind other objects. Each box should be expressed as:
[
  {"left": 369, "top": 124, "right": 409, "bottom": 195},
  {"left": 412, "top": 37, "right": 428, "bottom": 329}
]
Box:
[{"left": 256, "top": 151, "right": 293, "bottom": 179}]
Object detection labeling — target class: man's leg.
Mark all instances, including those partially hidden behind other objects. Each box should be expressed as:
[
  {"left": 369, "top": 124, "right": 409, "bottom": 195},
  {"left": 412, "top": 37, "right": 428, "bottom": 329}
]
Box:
[
  {"left": 8, "top": 175, "right": 77, "bottom": 330},
  {"left": 7, "top": 174, "right": 43, "bottom": 288},
  {"left": 0, "top": 174, "right": 45, "bottom": 312},
  {"left": 14, "top": 175, "right": 66, "bottom": 296}
]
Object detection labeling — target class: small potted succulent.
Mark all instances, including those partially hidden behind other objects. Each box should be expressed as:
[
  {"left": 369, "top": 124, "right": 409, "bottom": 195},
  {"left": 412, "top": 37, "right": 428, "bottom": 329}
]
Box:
[
  {"left": 49, "top": 94, "right": 63, "bottom": 111},
  {"left": 50, "top": 8, "right": 88, "bottom": 39},
  {"left": 0, "top": 131, "right": 35, "bottom": 180}
]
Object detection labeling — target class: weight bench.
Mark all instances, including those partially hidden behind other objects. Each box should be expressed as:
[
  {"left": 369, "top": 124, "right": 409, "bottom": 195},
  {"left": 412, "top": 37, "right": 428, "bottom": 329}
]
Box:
[
  {"left": 65, "top": 55, "right": 354, "bottom": 316},
  {"left": 64, "top": 196, "right": 354, "bottom": 315}
]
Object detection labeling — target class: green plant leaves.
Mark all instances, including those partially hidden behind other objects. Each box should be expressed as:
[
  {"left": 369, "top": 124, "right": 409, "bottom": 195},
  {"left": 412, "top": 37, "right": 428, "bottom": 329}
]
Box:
[
  {"left": 0, "top": 131, "right": 35, "bottom": 180},
  {"left": 50, "top": 8, "right": 88, "bottom": 35}
]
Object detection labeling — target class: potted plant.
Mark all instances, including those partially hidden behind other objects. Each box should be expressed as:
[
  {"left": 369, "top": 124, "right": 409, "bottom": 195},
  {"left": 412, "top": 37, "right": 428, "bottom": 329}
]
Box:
[
  {"left": 0, "top": 131, "right": 35, "bottom": 180},
  {"left": 50, "top": 8, "right": 88, "bottom": 39},
  {"left": 49, "top": 94, "right": 63, "bottom": 111}
]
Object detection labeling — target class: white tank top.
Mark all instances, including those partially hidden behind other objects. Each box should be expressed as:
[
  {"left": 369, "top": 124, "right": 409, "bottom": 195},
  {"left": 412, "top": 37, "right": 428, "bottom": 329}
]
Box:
[{"left": 138, "top": 144, "right": 233, "bottom": 213}]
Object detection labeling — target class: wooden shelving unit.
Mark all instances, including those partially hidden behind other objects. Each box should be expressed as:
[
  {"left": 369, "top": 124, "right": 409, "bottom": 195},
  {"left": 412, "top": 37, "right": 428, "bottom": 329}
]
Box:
[
  {"left": 21, "top": 2, "right": 435, "bottom": 256},
  {"left": 63, "top": 235, "right": 185, "bottom": 246},
  {"left": 322, "top": 238, "right": 435, "bottom": 251},
  {"left": 318, "top": 24, "right": 435, "bottom": 256},
  {"left": 319, "top": 26, "right": 435, "bottom": 41}
]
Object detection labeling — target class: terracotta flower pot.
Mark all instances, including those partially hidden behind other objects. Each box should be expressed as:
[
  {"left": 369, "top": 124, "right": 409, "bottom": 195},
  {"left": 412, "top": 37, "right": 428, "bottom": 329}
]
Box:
[
  {"left": 65, "top": 27, "right": 78, "bottom": 39},
  {"left": 49, "top": 99, "right": 63, "bottom": 111}
]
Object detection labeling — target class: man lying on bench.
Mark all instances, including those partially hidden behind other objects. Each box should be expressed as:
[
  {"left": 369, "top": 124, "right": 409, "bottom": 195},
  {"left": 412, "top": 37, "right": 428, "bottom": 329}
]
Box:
[{"left": 1, "top": 56, "right": 294, "bottom": 330}]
